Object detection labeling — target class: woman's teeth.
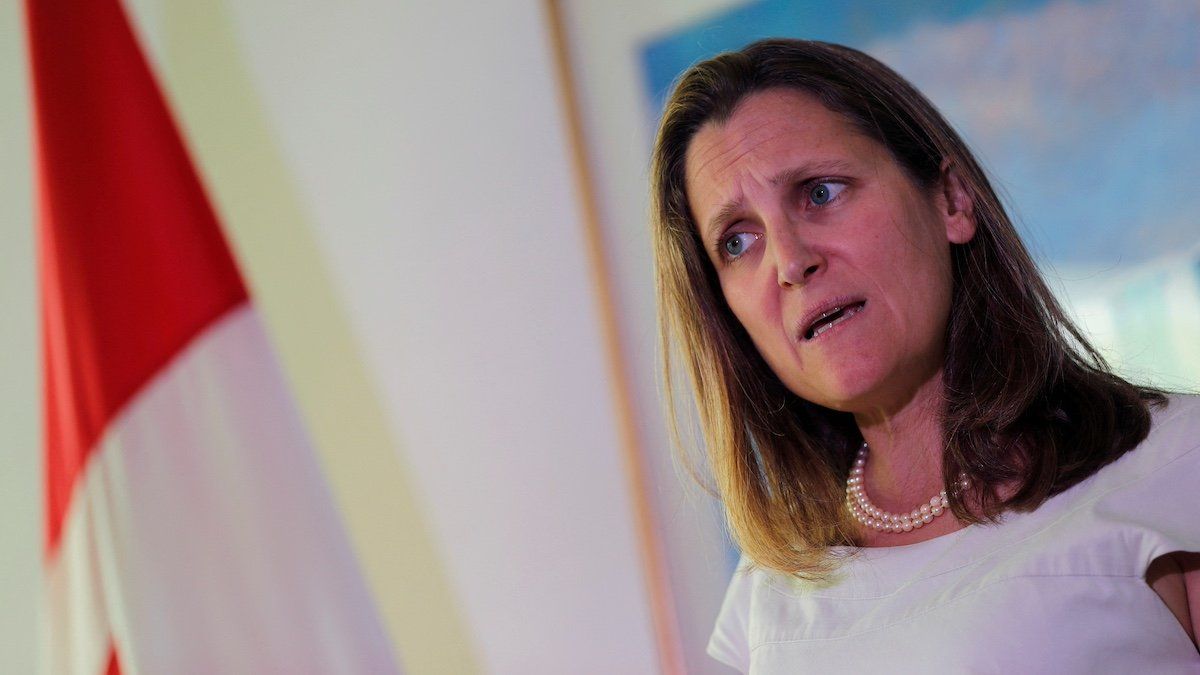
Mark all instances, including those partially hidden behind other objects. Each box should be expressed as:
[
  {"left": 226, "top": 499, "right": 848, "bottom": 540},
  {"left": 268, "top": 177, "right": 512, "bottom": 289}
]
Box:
[{"left": 807, "top": 303, "right": 864, "bottom": 340}]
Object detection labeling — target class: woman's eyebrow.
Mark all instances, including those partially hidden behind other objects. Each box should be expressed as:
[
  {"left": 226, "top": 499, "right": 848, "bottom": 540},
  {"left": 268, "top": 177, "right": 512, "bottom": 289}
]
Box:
[
  {"left": 702, "top": 159, "right": 853, "bottom": 238},
  {"left": 768, "top": 159, "right": 852, "bottom": 187},
  {"left": 704, "top": 200, "right": 746, "bottom": 241}
]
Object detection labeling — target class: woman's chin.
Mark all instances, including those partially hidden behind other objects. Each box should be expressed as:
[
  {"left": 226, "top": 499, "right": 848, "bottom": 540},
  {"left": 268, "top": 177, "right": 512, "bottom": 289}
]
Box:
[{"left": 783, "top": 366, "right": 886, "bottom": 413}]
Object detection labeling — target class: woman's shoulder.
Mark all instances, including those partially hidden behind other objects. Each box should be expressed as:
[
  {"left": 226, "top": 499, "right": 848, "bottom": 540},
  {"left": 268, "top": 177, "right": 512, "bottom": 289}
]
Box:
[
  {"left": 1066, "top": 392, "right": 1199, "bottom": 504},
  {"left": 1150, "top": 392, "right": 1200, "bottom": 429},
  {"left": 1073, "top": 392, "right": 1200, "bottom": 564},
  {"left": 1150, "top": 392, "right": 1200, "bottom": 434},
  {"left": 707, "top": 555, "right": 756, "bottom": 673},
  {"left": 1117, "top": 392, "right": 1200, "bottom": 474}
]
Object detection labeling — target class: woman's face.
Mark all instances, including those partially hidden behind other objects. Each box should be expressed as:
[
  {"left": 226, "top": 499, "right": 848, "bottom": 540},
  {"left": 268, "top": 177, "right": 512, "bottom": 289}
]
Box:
[{"left": 684, "top": 89, "right": 975, "bottom": 416}]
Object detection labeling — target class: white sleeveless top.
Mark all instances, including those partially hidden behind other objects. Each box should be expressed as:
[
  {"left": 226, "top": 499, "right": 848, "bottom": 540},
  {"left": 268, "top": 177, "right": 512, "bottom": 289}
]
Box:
[{"left": 708, "top": 394, "right": 1200, "bottom": 673}]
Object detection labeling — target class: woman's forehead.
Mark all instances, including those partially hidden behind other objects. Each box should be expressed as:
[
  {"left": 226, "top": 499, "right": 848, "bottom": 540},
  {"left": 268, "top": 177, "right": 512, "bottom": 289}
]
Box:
[
  {"left": 685, "top": 90, "right": 851, "bottom": 177},
  {"left": 684, "top": 90, "right": 887, "bottom": 187},
  {"left": 683, "top": 91, "right": 890, "bottom": 219}
]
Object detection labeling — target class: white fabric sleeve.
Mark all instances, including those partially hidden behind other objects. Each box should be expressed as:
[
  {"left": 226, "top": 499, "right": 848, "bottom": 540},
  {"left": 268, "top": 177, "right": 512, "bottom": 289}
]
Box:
[
  {"left": 707, "top": 555, "right": 753, "bottom": 673},
  {"left": 1095, "top": 394, "right": 1200, "bottom": 571}
]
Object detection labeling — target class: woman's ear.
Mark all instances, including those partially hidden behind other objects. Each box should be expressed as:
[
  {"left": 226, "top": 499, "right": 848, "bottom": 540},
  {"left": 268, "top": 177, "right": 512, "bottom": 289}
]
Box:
[{"left": 939, "top": 158, "right": 977, "bottom": 244}]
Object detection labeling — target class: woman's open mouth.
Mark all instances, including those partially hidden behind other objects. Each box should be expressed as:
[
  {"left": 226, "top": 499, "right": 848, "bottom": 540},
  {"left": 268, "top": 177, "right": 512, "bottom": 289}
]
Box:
[{"left": 803, "top": 301, "right": 866, "bottom": 341}]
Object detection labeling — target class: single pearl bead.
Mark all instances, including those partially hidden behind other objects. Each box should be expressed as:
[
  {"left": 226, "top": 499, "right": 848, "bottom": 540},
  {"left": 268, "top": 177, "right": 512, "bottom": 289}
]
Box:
[
  {"left": 922, "top": 513, "right": 934, "bottom": 523},
  {"left": 931, "top": 505, "right": 943, "bottom": 516},
  {"left": 902, "top": 522, "right": 913, "bottom": 532}
]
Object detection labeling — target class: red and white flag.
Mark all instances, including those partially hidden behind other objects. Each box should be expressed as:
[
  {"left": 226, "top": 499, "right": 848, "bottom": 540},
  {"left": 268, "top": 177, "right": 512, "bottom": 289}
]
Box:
[{"left": 27, "top": 0, "right": 400, "bottom": 671}]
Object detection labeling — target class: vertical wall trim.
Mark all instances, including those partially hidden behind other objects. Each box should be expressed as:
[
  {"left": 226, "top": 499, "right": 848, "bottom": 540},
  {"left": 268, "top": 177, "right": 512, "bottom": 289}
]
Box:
[{"left": 541, "top": 2, "right": 685, "bottom": 673}]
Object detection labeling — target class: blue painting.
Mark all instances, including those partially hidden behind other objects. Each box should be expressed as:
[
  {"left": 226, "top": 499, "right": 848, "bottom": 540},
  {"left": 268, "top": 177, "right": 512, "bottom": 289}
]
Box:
[{"left": 641, "top": 0, "right": 1200, "bottom": 388}]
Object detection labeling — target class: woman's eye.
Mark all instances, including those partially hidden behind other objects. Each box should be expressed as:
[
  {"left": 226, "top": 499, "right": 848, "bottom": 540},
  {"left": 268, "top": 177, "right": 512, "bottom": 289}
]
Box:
[
  {"left": 808, "top": 181, "right": 846, "bottom": 206},
  {"left": 722, "top": 231, "right": 758, "bottom": 259}
]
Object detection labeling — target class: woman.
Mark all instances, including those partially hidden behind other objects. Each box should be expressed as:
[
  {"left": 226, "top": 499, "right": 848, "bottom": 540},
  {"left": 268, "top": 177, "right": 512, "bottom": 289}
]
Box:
[{"left": 651, "top": 39, "right": 1199, "bottom": 672}]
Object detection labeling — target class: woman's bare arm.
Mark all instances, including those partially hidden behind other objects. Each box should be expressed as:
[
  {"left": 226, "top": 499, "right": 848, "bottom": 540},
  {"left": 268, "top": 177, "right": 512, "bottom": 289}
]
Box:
[
  {"left": 1181, "top": 552, "right": 1200, "bottom": 648},
  {"left": 1147, "top": 552, "right": 1200, "bottom": 649}
]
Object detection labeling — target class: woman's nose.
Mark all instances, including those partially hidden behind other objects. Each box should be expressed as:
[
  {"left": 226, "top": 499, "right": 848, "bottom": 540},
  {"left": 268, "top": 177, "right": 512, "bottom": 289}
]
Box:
[{"left": 771, "top": 230, "right": 822, "bottom": 288}]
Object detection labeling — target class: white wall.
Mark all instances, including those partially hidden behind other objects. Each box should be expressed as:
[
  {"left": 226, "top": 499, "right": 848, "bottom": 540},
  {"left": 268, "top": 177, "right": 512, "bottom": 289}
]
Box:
[{"left": 221, "top": 1, "right": 660, "bottom": 670}]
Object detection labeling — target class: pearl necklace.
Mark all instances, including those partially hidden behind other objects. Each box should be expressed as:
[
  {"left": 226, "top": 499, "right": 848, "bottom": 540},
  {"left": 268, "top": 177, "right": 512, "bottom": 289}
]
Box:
[{"left": 845, "top": 442, "right": 960, "bottom": 534}]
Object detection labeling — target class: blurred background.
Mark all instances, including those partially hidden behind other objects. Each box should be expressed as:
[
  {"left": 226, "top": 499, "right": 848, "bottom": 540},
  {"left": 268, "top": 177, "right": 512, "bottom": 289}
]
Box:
[{"left": 2, "top": 0, "right": 1197, "bottom": 672}]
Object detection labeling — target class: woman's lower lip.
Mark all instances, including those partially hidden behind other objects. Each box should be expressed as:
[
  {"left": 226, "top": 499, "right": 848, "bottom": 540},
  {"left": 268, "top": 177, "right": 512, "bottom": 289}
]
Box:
[{"left": 804, "top": 302, "right": 865, "bottom": 342}]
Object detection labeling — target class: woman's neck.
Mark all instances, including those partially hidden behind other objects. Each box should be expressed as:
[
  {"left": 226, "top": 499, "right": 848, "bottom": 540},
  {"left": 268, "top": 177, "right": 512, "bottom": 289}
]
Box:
[{"left": 852, "top": 373, "right": 947, "bottom": 514}]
